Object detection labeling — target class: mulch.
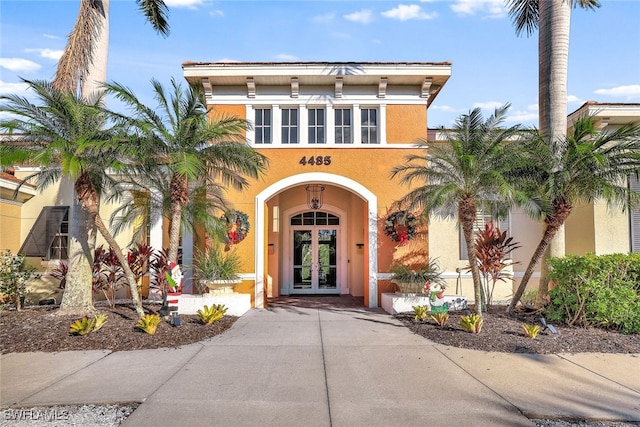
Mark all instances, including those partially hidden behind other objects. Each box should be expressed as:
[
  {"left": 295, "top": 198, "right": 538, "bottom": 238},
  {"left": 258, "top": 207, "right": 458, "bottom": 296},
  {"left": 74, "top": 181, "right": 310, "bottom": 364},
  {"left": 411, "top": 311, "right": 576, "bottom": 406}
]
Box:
[
  {"left": 1, "top": 300, "right": 638, "bottom": 355},
  {"left": 0, "top": 303, "right": 237, "bottom": 354}
]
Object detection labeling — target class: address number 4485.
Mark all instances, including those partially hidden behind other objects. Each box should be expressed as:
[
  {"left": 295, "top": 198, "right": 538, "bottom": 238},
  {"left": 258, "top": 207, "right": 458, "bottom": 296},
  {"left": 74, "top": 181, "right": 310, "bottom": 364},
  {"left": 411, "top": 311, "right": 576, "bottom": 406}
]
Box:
[{"left": 299, "top": 156, "right": 331, "bottom": 166}]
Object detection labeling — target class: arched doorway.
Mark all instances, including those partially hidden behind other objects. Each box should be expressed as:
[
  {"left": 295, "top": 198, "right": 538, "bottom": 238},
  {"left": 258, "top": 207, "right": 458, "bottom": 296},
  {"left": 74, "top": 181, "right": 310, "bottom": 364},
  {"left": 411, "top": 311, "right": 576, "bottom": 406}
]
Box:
[
  {"left": 284, "top": 209, "right": 345, "bottom": 295},
  {"left": 254, "top": 172, "right": 378, "bottom": 308}
]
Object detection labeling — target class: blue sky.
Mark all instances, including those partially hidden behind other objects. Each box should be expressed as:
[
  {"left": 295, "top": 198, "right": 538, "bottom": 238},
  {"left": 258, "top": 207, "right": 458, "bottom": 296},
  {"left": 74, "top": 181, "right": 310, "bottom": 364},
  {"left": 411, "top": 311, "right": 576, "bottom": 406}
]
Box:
[{"left": 1, "top": 0, "right": 639, "bottom": 128}]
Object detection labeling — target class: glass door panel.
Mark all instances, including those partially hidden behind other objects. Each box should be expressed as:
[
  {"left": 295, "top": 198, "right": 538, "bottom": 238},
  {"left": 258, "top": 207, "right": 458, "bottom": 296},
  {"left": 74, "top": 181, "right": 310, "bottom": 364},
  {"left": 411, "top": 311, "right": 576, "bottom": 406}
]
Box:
[
  {"left": 291, "top": 227, "right": 338, "bottom": 293},
  {"left": 317, "top": 229, "right": 337, "bottom": 290},
  {"left": 293, "top": 230, "right": 312, "bottom": 290}
]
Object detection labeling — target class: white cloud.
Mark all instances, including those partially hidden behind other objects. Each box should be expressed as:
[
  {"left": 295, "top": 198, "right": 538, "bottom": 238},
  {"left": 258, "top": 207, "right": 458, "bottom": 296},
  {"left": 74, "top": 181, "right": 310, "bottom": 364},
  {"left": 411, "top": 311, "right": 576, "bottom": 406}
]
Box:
[
  {"left": 275, "top": 54, "right": 299, "bottom": 61},
  {"left": 215, "top": 58, "right": 240, "bottom": 63},
  {"left": 473, "top": 101, "right": 505, "bottom": 110},
  {"left": 594, "top": 84, "right": 640, "bottom": 99},
  {"left": 567, "top": 94, "right": 583, "bottom": 104},
  {"left": 0, "top": 58, "right": 41, "bottom": 73},
  {"left": 43, "top": 34, "right": 62, "bottom": 40},
  {"left": 381, "top": 5, "right": 437, "bottom": 21},
  {"left": 209, "top": 9, "right": 224, "bottom": 17},
  {"left": 505, "top": 110, "right": 538, "bottom": 123},
  {"left": 312, "top": 13, "right": 335, "bottom": 24},
  {"left": 344, "top": 9, "right": 373, "bottom": 24},
  {"left": 25, "top": 48, "right": 63, "bottom": 61},
  {"left": 164, "top": 0, "right": 205, "bottom": 9},
  {"left": 0, "top": 80, "right": 31, "bottom": 96},
  {"left": 431, "top": 104, "right": 464, "bottom": 113},
  {"left": 450, "top": 0, "right": 507, "bottom": 18}
]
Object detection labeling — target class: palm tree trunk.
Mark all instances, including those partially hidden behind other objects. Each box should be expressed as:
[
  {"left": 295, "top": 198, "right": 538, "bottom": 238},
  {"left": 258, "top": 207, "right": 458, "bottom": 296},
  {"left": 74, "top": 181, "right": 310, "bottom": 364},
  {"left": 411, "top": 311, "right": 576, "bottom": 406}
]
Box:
[
  {"left": 508, "top": 201, "right": 572, "bottom": 313},
  {"left": 75, "top": 173, "right": 145, "bottom": 317},
  {"left": 59, "top": 184, "right": 95, "bottom": 316},
  {"left": 168, "top": 174, "right": 189, "bottom": 263},
  {"left": 93, "top": 213, "right": 145, "bottom": 317},
  {"left": 459, "top": 199, "right": 483, "bottom": 316},
  {"left": 81, "top": 0, "right": 109, "bottom": 100},
  {"left": 538, "top": 0, "right": 571, "bottom": 287},
  {"left": 508, "top": 225, "right": 556, "bottom": 314}
]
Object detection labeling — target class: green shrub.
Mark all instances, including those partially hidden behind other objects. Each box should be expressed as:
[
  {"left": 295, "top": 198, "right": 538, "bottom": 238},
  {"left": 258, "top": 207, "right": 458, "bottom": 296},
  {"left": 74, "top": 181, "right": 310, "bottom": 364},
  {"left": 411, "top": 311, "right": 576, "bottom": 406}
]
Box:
[
  {"left": 546, "top": 254, "right": 640, "bottom": 334},
  {"left": 0, "top": 250, "right": 40, "bottom": 311}
]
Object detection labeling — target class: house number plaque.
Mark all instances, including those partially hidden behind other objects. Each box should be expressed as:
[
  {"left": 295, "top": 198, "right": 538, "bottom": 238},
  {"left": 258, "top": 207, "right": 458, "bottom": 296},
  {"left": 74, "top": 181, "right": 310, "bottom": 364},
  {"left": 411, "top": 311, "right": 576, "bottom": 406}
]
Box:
[{"left": 299, "top": 155, "right": 332, "bottom": 166}]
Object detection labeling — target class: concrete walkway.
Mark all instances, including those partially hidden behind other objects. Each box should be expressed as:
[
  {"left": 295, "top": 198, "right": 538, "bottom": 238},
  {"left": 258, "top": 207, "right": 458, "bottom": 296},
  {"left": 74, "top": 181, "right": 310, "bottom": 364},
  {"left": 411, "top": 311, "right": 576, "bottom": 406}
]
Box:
[{"left": 2, "top": 305, "right": 639, "bottom": 426}]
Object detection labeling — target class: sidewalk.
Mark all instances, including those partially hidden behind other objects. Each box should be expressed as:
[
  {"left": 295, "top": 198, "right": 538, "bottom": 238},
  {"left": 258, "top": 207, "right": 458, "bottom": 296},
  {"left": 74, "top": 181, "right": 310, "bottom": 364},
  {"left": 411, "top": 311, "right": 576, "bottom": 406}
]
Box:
[{"left": 2, "top": 305, "right": 639, "bottom": 426}]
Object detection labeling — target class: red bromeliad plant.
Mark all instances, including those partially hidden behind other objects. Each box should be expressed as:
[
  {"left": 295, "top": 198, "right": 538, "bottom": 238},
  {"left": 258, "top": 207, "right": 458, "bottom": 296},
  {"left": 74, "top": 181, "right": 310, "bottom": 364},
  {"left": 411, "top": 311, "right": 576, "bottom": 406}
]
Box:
[
  {"left": 127, "top": 242, "right": 153, "bottom": 294},
  {"left": 472, "top": 223, "right": 521, "bottom": 310},
  {"left": 149, "top": 248, "right": 170, "bottom": 300},
  {"left": 93, "top": 246, "right": 128, "bottom": 308}
]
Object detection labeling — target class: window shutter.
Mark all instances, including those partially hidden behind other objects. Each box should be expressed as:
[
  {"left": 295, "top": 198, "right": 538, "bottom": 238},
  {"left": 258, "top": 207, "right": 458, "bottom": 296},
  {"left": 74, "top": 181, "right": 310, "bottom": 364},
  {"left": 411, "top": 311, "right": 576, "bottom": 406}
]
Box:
[
  {"left": 459, "top": 212, "right": 510, "bottom": 260},
  {"left": 631, "top": 176, "right": 640, "bottom": 253},
  {"left": 19, "top": 206, "right": 69, "bottom": 259}
]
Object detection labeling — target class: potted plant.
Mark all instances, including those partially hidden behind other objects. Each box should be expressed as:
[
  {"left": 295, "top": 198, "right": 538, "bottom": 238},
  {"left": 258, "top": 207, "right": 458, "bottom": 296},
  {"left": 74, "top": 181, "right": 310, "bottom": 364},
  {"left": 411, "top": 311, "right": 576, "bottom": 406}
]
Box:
[
  {"left": 389, "top": 257, "right": 445, "bottom": 295},
  {"left": 193, "top": 245, "right": 242, "bottom": 294}
]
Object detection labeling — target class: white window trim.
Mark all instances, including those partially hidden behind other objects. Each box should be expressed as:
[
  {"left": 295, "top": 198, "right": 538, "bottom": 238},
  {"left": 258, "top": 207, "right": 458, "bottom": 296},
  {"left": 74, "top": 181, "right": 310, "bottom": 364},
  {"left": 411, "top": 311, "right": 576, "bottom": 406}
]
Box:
[{"left": 246, "top": 103, "right": 387, "bottom": 147}]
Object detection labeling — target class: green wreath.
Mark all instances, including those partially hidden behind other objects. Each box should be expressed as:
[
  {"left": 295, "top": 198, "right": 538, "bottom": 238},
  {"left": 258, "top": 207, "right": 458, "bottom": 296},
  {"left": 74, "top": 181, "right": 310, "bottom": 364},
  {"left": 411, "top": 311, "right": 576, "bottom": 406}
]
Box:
[
  {"left": 223, "top": 210, "right": 250, "bottom": 249},
  {"left": 384, "top": 211, "right": 417, "bottom": 245}
]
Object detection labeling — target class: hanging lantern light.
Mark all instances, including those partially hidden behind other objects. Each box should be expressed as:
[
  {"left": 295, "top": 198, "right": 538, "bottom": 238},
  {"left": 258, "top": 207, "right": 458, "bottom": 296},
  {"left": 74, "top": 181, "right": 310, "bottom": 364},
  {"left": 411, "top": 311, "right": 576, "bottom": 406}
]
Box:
[{"left": 305, "top": 184, "right": 325, "bottom": 210}]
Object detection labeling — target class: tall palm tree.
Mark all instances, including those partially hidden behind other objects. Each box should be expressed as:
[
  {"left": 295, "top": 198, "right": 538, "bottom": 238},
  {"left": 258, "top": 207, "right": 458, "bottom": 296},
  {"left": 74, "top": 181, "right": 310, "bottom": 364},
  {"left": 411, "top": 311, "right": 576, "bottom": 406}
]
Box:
[
  {"left": 53, "top": 0, "right": 169, "bottom": 97},
  {"left": 104, "top": 78, "right": 269, "bottom": 264},
  {"left": 0, "top": 79, "right": 146, "bottom": 316},
  {"left": 507, "top": 115, "right": 640, "bottom": 313},
  {"left": 48, "top": 0, "right": 168, "bottom": 313},
  {"left": 506, "top": 0, "right": 601, "bottom": 288},
  {"left": 391, "top": 105, "right": 527, "bottom": 316}
]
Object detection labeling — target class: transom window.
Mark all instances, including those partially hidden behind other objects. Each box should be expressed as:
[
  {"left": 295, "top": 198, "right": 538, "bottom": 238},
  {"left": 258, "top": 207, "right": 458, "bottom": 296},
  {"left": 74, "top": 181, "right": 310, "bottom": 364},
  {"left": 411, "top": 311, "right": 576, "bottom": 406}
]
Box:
[
  {"left": 255, "top": 108, "right": 271, "bottom": 144},
  {"left": 281, "top": 108, "right": 299, "bottom": 144},
  {"left": 308, "top": 108, "right": 325, "bottom": 144},
  {"left": 361, "top": 108, "right": 378, "bottom": 144},
  {"left": 290, "top": 211, "right": 339, "bottom": 226},
  {"left": 335, "top": 109, "right": 352, "bottom": 144}
]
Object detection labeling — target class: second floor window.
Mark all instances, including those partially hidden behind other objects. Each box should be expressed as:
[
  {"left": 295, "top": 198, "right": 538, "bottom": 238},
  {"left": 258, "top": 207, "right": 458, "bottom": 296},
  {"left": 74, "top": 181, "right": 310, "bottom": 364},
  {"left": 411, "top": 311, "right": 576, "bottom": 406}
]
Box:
[
  {"left": 281, "top": 108, "right": 299, "bottom": 144},
  {"left": 335, "top": 109, "right": 352, "bottom": 144},
  {"left": 361, "top": 108, "right": 378, "bottom": 144},
  {"left": 255, "top": 108, "right": 271, "bottom": 144},
  {"left": 308, "top": 108, "right": 325, "bottom": 144}
]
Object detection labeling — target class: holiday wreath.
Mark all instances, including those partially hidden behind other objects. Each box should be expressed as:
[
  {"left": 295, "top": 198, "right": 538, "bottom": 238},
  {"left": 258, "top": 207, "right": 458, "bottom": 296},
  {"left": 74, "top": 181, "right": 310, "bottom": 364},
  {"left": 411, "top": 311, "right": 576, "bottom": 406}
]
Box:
[
  {"left": 383, "top": 211, "right": 417, "bottom": 246},
  {"left": 223, "top": 210, "right": 250, "bottom": 250}
]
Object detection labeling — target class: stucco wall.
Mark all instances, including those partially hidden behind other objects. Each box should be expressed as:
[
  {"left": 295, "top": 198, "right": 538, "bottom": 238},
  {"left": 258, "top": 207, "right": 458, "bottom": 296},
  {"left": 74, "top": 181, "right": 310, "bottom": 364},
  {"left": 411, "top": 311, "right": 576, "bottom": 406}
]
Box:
[
  {"left": 0, "top": 203, "right": 22, "bottom": 252},
  {"left": 386, "top": 104, "right": 426, "bottom": 144}
]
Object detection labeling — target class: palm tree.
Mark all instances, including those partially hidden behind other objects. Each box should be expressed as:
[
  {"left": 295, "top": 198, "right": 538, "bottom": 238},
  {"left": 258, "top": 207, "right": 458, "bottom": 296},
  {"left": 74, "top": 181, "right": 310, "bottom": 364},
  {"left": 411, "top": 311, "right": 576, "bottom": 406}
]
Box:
[
  {"left": 390, "top": 105, "right": 526, "bottom": 316},
  {"left": 0, "top": 79, "right": 146, "bottom": 316},
  {"left": 48, "top": 0, "right": 168, "bottom": 313},
  {"left": 104, "top": 78, "right": 269, "bottom": 264},
  {"left": 507, "top": 115, "right": 640, "bottom": 313},
  {"left": 53, "top": 0, "right": 169, "bottom": 97},
  {"left": 506, "top": 0, "right": 601, "bottom": 284}
]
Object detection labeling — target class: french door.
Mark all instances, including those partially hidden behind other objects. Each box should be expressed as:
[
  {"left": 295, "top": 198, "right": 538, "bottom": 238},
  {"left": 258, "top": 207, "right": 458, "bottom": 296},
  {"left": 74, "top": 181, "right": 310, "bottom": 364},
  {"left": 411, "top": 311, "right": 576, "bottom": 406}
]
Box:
[{"left": 291, "top": 227, "right": 338, "bottom": 293}]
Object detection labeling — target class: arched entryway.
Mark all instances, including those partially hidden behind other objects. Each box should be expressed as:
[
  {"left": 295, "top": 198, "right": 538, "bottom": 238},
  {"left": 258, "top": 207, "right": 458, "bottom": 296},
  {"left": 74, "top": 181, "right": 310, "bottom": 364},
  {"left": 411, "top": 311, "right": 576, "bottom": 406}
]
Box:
[{"left": 254, "top": 172, "right": 378, "bottom": 308}]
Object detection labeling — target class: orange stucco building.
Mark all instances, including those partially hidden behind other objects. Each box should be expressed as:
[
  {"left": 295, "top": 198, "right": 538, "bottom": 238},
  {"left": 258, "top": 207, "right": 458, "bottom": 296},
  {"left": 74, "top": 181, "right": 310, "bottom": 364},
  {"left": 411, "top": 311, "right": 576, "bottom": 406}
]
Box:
[{"left": 182, "top": 62, "right": 452, "bottom": 308}]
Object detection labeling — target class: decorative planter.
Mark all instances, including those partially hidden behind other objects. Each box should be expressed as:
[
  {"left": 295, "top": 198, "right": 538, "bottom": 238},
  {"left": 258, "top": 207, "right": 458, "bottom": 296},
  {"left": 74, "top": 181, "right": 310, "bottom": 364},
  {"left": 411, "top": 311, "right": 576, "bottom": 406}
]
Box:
[
  {"left": 381, "top": 292, "right": 468, "bottom": 315},
  {"left": 203, "top": 279, "right": 242, "bottom": 295}
]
